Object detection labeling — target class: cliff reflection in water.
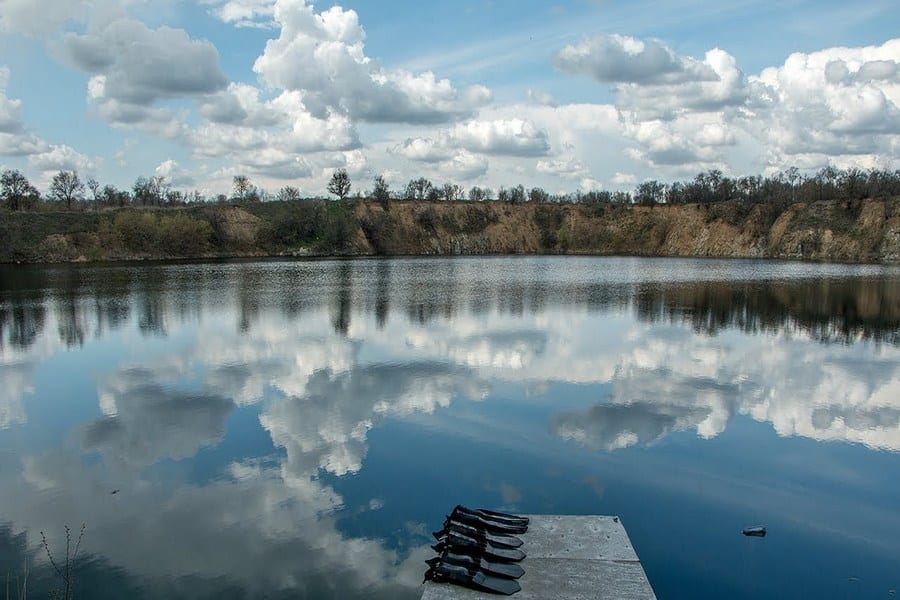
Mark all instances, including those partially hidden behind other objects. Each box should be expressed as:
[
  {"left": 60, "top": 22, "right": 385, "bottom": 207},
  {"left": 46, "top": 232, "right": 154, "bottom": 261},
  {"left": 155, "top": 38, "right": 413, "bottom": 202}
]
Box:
[
  {"left": 633, "top": 277, "right": 900, "bottom": 344},
  {"left": 0, "top": 257, "right": 898, "bottom": 599}
]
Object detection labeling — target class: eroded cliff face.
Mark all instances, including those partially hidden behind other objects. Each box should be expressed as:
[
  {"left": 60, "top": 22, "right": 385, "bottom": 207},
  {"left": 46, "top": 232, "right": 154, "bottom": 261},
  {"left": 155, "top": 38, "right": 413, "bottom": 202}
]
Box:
[
  {"left": 351, "top": 198, "right": 900, "bottom": 263},
  {"left": 4, "top": 197, "right": 899, "bottom": 264}
]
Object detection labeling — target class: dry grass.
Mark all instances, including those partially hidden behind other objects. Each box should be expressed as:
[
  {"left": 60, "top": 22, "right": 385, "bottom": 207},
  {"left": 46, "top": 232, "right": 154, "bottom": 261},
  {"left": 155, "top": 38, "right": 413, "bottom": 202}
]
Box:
[
  {"left": 5, "top": 562, "right": 28, "bottom": 600},
  {"left": 41, "top": 524, "right": 85, "bottom": 600},
  {"left": 5, "top": 524, "right": 85, "bottom": 600}
]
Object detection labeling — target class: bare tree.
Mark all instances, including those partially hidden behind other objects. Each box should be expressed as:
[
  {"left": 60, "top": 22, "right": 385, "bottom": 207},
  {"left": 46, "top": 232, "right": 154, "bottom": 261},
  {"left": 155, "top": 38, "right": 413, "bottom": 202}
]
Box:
[
  {"left": 50, "top": 170, "right": 85, "bottom": 209},
  {"left": 508, "top": 184, "right": 526, "bottom": 204},
  {"left": 328, "top": 168, "right": 351, "bottom": 200},
  {"left": 634, "top": 180, "right": 666, "bottom": 205},
  {"left": 87, "top": 177, "right": 100, "bottom": 204},
  {"left": 404, "top": 177, "right": 432, "bottom": 200},
  {"left": 133, "top": 177, "right": 152, "bottom": 205},
  {"left": 277, "top": 185, "right": 301, "bottom": 202},
  {"left": 165, "top": 190, "right": 185, "bottom": 205},
  {"left": 426, "top": 185, "right": 441, "bottom": 201},
  {"left": 100, "top": 184, "right": 129, "bottom": 207},
  {"left": 232, "top": 175, "right": 252, "bottom": 202},
  {"left": 132, "top": 175, "right": 168, "bottom": 205},
  {"left": 441, "top": 183, "right": 462, "bottom": 201},
  {"left": 529, "top": 187, "right": 550, "bottom": 204},
  {"left": 151, "top": 175, "right": 169, "bottom": 205},
  {"left": 373, "top": 175, "right": 390, "bottom": 209},
  {"left": 785, "top": 166, "right": 801, "bottom": 203},
  {"left": 468, "top": 186, "right": 487, "bottom": 202},
  {"left": 1, "top": 169, "right": 39, "bottom": 211}
]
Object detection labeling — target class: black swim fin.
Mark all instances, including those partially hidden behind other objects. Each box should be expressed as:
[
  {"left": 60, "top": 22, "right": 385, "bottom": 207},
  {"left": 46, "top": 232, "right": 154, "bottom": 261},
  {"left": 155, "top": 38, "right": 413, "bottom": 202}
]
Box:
[
  {"left": 425, "top": 561, "right": 521, "bottom": 595},
  {"left": 428, "top": 552, "right": 525, "bottom": 580},
  {"left": 449, "top": 508, "right": 528, "bottom": 535},
  {"left": 433, "top": 531, "right": 526, "bottom": 562},
  {"left": 436, "top": 519, "right": 524, "bottom": 548},
  {"left": 431, "top": 540, "right": 527, "bottom": 566},
  {"left": 455, "top": 505, "right": 530, "bottom": 527}
]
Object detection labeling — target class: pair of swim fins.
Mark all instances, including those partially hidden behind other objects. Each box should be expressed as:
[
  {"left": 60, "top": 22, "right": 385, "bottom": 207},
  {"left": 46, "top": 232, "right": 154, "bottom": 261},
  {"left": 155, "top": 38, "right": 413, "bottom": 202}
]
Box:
[
  {"left": 450, "top": 505, "right": 529, "bottom": 535},
  {"left": 432, "top": 530, "right": 526, "bottom": 563},
  {"left": 424, "top": 560, "right": 522, "bottom": 596},
  {"left": 425, "top": 506, "right": 529, "bottom": 595},
  {"left": 427, "top": 550, "right": 525, "bottom": 580},
  {"left": 434, "top": 518, "right": 523, "bottom": 549}
]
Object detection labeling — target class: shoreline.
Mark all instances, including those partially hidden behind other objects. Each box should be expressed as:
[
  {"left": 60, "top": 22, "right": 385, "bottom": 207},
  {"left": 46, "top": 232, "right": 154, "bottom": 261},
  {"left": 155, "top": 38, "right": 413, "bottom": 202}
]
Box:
[{"left": 3, "top": 250, "right": 899, "bottom": 268}]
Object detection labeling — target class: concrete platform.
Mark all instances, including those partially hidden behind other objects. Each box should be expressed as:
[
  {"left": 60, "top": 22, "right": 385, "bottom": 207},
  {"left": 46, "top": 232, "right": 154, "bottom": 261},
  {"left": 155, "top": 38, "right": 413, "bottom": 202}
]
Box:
[{"left": 422, "top": 515, "right": 656, "bottom": 599}]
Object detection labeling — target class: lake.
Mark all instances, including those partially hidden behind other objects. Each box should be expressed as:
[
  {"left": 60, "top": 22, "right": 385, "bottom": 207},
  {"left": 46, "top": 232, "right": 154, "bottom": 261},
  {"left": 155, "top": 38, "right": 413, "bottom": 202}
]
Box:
[{"left": 1, "top": 256, "right": 899, "bottom": 599}]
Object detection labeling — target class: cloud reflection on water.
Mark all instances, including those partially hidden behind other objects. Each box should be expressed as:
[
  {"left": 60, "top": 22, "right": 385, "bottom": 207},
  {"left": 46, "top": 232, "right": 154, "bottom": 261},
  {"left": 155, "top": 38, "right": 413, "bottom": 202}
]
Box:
[
  {"left": 84, "top": 369, "right": 236, "bottom": 468},
  {"left": 548, "top": 325, "right": 900, "bottom": 452},
  {"left": 5, "top": 312, "right": 488, "bottom": 596},
  {"left": 0, "top": 258, "right": 898, "bottom": 598},
  {"left": 263, "top": 362, "right": 487, "bottom": 477},
  {"left": 11, "top": 448, "right": 425, "bottom": 599}
]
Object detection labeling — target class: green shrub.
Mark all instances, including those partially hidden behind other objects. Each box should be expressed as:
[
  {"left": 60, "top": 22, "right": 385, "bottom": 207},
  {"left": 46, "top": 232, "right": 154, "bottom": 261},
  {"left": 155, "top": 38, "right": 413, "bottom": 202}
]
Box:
[
  {"left": 113, "top": 211, "right": 158, "bottom": 253},
  {"left": 319, "top": 200, "right": 357, "bottom": 251},
  {"left": 257, "top": 201, "right": 328, "bottom": 249},
  {"left": 439, "top": 211, "right": 459, "bottom": 233},
  {"left": 435, "top": 205, "right": 496, "bottom": 235},
  {"left": 461, "top": 205, "right": 496, "bottom": 234},
  {"left": 416, "top": 206, "right": 439, "bottom": 231},
  {"left": 534, "top": 205, "right": 565, "bottom": 249},
  {"left": 110, "top": 211, "right": 213, "bottom": 255},
  {"left": 359, "top": 212, "right": 396, "bottom": 254},
  {"left": 158, "top": 213, "right": 213, "bottom": 255}
]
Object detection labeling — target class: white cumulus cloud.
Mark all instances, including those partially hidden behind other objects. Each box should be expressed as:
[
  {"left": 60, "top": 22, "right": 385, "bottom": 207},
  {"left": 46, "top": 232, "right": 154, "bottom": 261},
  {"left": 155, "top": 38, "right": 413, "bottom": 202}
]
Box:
[
  {"left": 188, "top": 86, "right": 358, "bottom": 181},
  {"left": 27, "top": 144, "right": 98, "bottom": 174},
  {"left": 191, "top": 87, "right": 359, "bottom": 156},
  {"left": 0, "top": 0, "right": 90, "bottom": 37},
  {"left": 449, "top": 119, "right": 550, "bottom": 157},
  {"left": 64, "top": 18, "right": 227, "bottom": 133},
  {"left": 65, "top": 19, "right": 228, "bottom": 105},
  {"left": 252, "top": 0, "right": 491, "bottom": 125},
  {"left": 555, "top": 34, "right": 717, "bottom": 85},
  {"left": 611, "top": 172, "right": 637, "bottom": 186},
  {"left": 622, "top": 112, "right": 736, "bottom": 170},
  {"left": 557, "top": 34, "right": 900, "bottom": 175},
  {"left": 392, "top": 137, "right": 455, "bottom": 163},
  {"left": 0, "top": 66, "right": 52, "bottom": 157},
  {"left": 536, "top": 158, "right": 589, "bottom": 179},
  {"left": 746, "top": 38, "right": 900, "bottom": 169},
  {"left": 154, "top": 160, "right": 195, "bottom": 187},
  {"left": 238, "top": 148, "right": 314, "bottom": 179},
  {"left": 202, "top": 0, "right": 277, "bottom": 28},
  {"left": 437, "top": 151, "right": 489, "bottom": 181},
  {"left": 393, "top": 118, "right": 550, "bottom": 164},
  {"left": 617, "top": 48, "right": 749, "bottom": 119},
  {"left": 0, "top": 67, "right": 24, "bottom": 134}
]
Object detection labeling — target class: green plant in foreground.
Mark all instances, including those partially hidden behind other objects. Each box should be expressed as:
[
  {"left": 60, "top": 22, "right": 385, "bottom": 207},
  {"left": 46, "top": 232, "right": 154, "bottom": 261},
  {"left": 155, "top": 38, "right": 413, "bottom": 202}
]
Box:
[{"left": 41, "top": 524, "right": 85, "bottom": 600}]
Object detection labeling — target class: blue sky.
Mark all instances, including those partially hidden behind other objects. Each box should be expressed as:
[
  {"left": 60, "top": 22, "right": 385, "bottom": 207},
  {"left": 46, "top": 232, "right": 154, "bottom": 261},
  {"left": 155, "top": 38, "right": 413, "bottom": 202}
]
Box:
[{"left": 1, "top": 0, "right": 898, "bottom": 197}]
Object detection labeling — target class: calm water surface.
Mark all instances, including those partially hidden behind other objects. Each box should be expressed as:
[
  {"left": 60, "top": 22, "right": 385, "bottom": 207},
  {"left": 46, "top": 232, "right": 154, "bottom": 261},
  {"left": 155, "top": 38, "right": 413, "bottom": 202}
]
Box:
[{"left": 1, "top": 256, "right": 899, "bottom": 599}]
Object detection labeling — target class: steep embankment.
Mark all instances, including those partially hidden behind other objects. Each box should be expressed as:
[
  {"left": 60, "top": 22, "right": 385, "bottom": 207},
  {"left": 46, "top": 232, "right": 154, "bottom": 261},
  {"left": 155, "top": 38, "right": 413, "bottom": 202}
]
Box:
[
  {"left": 351, "top": 198, "right": 900, "bottom": 263},
  {"left": 1, "top": 198, "right": 898, "bottom": 264}
]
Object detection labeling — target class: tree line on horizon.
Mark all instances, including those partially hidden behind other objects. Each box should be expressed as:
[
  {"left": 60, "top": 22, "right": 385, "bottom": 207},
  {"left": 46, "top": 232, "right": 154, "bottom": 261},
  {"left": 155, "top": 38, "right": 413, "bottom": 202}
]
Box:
[{"left": 2, "top": 165, "right": 900, "bottom": 213}]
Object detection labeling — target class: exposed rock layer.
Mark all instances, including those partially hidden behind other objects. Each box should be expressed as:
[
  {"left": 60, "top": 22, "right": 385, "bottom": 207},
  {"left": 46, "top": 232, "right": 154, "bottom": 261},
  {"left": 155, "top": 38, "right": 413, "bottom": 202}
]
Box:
[{"left": 2, "top": 198, "right": 898, "bottom": 264}]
